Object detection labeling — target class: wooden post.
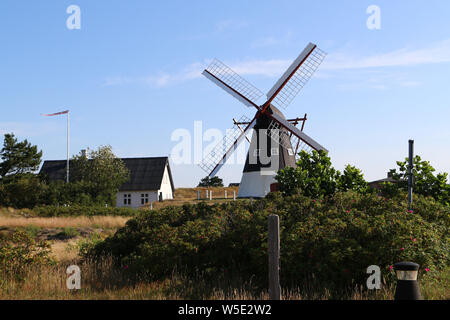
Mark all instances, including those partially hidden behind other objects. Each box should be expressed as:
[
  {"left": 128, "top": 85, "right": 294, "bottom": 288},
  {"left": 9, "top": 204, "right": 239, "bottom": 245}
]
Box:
[
  {"left": 210, "top": 191, "right": 212, "bottom": 200},
  {"left": 224, "top": 190, "right": 227, "bottom": 199},
  {"left": 206, "top": 190, "right": 208, "bottom": 199},
  {"left": 233, "top": 191, "right": 236, "bottom": 201},
  {"left": 268, "top": 214, "right": 281, "bottom": 300},
  {"left": 197, "top": 190, "right": 200, "bottom": 200},
  {"left": 150, "top": 202, "right": 153, "bottom": 210}
]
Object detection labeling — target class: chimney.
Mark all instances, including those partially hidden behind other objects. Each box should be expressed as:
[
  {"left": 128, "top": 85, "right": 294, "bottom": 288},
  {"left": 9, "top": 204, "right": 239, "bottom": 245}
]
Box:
[
  {"left": 387, "top": 171, "right": 393, "bottom": 178},
  {"left": 81, "top": 149, "right": 87, "bottom": 158}
]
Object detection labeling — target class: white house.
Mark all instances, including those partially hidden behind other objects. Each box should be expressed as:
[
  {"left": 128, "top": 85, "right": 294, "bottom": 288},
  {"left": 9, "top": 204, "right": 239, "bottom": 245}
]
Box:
[
  {"left": 40, "top": 156, "right": 175, "bottom": 209},
  {"left": 114, "top": 157, "right": 175, "bottom": 208}
]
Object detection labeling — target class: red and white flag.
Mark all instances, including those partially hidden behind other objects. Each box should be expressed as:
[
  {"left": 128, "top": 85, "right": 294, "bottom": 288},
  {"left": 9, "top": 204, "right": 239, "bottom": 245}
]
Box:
[{"left": 41, "top": 110, "right": 69, "bottom": 116}]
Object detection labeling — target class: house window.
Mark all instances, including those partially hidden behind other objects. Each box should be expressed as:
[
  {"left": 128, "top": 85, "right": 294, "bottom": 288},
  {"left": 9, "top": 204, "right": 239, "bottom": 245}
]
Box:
[
  {"left": 287, "top": 148, "right": 294, "bottom": 156},
  {"left": 141, "top": 193, "right": 149, "bottom": 205},
  {"left": 123, "top": 194, "right": 131, "bottom": 205}
]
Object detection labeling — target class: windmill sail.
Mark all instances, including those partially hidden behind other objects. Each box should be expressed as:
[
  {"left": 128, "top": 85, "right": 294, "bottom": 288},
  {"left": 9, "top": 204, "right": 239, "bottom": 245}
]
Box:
[
  {"left": 199, "top": 115, "right": 256, "bottom": 177},
  {"left": 203, "top": 59, "right": 263, "bottom": 108},
  {"left": 267, "top": 112, "right": 328, "bottom": 153},
  {"left": 267, "top": 121, "right": 314, "bottom": 160},
  {"left": 266, "top": 43, "right": 327, "bottom": 110}
]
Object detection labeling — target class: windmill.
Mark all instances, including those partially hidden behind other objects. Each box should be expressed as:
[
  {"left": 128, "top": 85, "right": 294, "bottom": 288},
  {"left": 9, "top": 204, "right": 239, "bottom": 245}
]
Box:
[{"left": 199, "top": 42, "right": 328, "bottom": 198}]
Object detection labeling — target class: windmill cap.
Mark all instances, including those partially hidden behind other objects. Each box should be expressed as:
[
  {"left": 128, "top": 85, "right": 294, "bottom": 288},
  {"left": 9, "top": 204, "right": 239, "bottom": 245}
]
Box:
[{"left": 394, "top": 261, "right": 420, "bottom": 271}]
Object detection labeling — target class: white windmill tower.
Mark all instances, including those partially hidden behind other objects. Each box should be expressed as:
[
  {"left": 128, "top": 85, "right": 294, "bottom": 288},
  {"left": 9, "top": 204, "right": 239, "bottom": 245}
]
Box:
[{"left": 199, "top": 42, "right": 328, "bottom": 198}]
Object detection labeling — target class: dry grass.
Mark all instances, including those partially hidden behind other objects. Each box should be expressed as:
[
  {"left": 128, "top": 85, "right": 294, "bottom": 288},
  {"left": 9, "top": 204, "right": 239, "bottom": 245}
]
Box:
[
  {"left": 0, "top": 207, "right": 33, "bottom": 217},
  {"left": 49, "top": 239, "right": 83, "bottom": 263},
  {"left": 0, "top": 258, "right": 401, "bottom": 300},
  {"left": 421, "top": 268, "right": 450, "bottom": 300},
  {"left": 142, "top": 186, "right": 241, "bottom": 210},
  {"left": 0, "top": 245, "right": 447, "bottom": 300},
  {"left": 0, "top": 216, "right": 129, "bottom": 229},
  {"left": 174, "top": 187, "right": 240, "bottom": 201}
]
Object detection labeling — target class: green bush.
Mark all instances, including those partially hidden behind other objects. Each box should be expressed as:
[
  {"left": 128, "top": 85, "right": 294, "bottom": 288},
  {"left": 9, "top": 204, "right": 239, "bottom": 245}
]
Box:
[
  {"left": 0, "top": 174, "right": 46, "bottom": 209},
  {"left": 0, "top": 177, "right": 120, "bottom": 209},
  {"left": 276, "top": 150, "right": 372, "bottom": 198},
  {"left": 85, "top": 191, "right": 449, "bottom": 292},
  {"left": 40, "top": 180, "right": 116, "bottom": 207},
  {"left": 382, "top": 155, "right": 450, "bottom": 206},
  {"left": 33, "top": 205, "right": 138, "bottom": 217},
  {"left": 276, "top": 150, "right": 340, "bottom": 198},
  {"left": 0, "top": 230, "right": 54, "bottom": 278}
]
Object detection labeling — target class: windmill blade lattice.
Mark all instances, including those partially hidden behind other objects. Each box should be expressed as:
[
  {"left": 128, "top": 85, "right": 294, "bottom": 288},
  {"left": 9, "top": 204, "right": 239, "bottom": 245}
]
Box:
[
  {"left": 199, "top": 115, "right": 252, "bottom": 175},
  {"left": 271, "top": 47, "right": 327, "bottom": 110},
  {"left": 204, "top": 59, "right": 264, "bottom": 107},
  {"left": 267, "top": 120, "right": 314, "bottom": 160}
]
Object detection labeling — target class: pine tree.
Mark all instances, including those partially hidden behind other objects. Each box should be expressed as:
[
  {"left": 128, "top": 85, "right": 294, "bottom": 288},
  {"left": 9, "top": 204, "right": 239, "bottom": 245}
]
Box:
[{"left": 0, "top": 133, "right": 42, "bottom": 178}]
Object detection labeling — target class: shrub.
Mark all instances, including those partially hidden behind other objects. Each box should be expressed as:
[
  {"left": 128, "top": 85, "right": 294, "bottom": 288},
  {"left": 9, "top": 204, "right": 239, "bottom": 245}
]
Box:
[
  {"left": 0, "top": 230, "right": 54, "bottom": 278},
  {"left": 276, "top": 150, "right": 340, "bottom": 198},
  {"left": 85, "top": 191, "right": 449, "bottom": 292},
  {"left": 337, "top": 165, "right": 370, "bottom": 194},
  {"left": 0, "top": 174, "right": 46, "bottom": 209},
  {"left": 276, "top": 150, "right": 371, "bottom": 198},
  {"left": 270, "top": 191, "right": 449, "bottom": 289},
  {"left": 198, "top": 176, "right": 224, "bottom": 187},
  {"left": 383, "top": 155, "right": 450, "bottom": 206},
  {"left": 40, "top": 180, "right": 116, "bottom": 207}
]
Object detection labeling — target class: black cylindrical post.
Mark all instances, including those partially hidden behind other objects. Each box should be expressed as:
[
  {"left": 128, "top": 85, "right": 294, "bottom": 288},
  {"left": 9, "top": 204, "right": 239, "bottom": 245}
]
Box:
[{"left": 394, "top": 261, "right": 421, "bottom": 300}]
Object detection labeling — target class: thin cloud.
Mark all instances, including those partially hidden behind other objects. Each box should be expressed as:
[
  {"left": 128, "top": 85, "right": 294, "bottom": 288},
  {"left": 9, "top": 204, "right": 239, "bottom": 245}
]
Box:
[
  {"left": 335, "top": 70, "right": 424, "bottom": 91},
  {"left": 144, "top": 62, "right": 204, "bottom": 87},
  {"left": 323, "top": 39, "right": 450, "bottom": 70},
  {"left": 104, "top": 39, "right": 450, "bottom": 88},
  {"left": 399, "top": 80, "right": 422, "bottom": 87},
  {"left": 231, "top": 39, "right": 450, "bottom": 77},
  {"left": 103, "top": 62, "right": 204, "bottom": 88}
]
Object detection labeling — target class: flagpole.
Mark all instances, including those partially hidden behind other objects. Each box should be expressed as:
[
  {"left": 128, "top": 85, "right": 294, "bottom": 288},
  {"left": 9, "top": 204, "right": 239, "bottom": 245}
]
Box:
[
  {"left": 41, "top": 110, "right": 70, "bottom": 183},
  {"left": 67, "top": 111, "right": 70, "bottom": 183}
]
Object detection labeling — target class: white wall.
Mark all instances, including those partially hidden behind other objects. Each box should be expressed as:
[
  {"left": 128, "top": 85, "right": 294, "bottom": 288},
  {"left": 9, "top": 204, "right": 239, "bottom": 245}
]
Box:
[
  {"left": 159, "top": 165, "right": 174, "bottom": 200},
  {"left": 237, "top": 171, "right": 276, "bottom": 198},
  {"left": 116, "top": 191, "right": 158, "bottom": 208},
  {"left": 115, "top": 164, "right": 174, "bottom": 208}
]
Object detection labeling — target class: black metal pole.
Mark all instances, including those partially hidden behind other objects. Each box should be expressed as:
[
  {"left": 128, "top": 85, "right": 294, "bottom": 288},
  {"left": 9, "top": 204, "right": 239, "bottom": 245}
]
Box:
[{"left": 408, "top": 140, "right": 414, "bottom": 210}]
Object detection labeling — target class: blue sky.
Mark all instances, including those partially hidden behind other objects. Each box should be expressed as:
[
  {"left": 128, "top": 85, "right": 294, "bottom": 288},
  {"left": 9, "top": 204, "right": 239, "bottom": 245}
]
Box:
[{"left": 1, "top": 1, "right": 449, "bottom": 187}]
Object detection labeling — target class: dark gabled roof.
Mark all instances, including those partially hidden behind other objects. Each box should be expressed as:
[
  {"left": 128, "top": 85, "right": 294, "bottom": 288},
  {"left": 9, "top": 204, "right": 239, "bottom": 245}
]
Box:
[
  {"left": 39, "top": 160, "right": 70, "bottom": 182},
  {"left": 39, "top": 157, "right": 175, "bottom": 192},
  {"left": 120, "top": 157, "right": 174, "bottom": 192}
]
